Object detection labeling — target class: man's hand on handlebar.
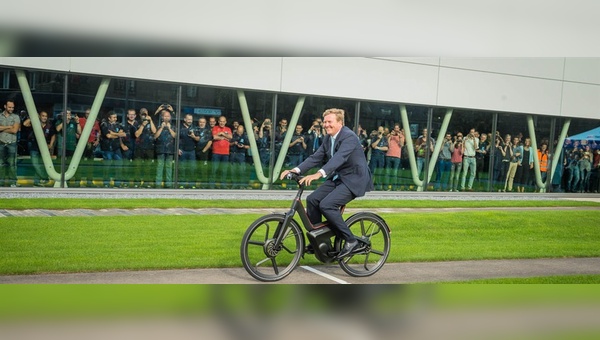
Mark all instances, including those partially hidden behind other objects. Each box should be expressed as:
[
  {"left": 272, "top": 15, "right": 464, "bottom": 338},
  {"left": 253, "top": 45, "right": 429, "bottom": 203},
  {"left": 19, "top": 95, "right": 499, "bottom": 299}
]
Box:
[
  {"left": 279, "top": 169, "right": 298, "bottom": 181},
  {"left": 299, "top": 172, "right": 322, "bottom": 186}
]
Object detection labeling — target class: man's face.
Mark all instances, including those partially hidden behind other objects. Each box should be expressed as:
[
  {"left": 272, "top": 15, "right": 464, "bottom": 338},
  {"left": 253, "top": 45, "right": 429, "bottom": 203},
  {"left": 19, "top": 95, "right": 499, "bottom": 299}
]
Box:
[
  {"left": 162, "top": 111, "right": 171, "bottom": 122},
  {"left": 39, "top": 112, "right": 48, "bottom": 123},
  {"left": 218, "top": 117, "right": 226, "bottom": 127},
  {"left": 445, "top": 134, "right": 451, "bottom": 140},
  {"left": 209, "top": 118, "right": 216, "bottom": 126},
  {"left": 85, "top": 110, "right": 91, "bottom": 118},
  {"left": 280, "top": 120, "right": 287, "bottom": 127},
  {"left": 198, "top": 119, "right": 206, "bottom": 128},
  {"left": 4, "top": 102, "right": 15, "bottom": 114},
  {"left": 127, "top": 111, "right": 136, "bottom": 121},
  {"left": 237, "top": 125, "right": 244, "bottom": 135},
  {"left": 108, "top": 114, "right": 117, "bottom": 123},
  {"left": 323, "top": 113, "right": 342, "bottom": 136},
  {"left": 295, "top": 125, "right": 303, "bottom": 134},
  {"left": 184, "top": 115, "right": 193, "bottom": 126}
]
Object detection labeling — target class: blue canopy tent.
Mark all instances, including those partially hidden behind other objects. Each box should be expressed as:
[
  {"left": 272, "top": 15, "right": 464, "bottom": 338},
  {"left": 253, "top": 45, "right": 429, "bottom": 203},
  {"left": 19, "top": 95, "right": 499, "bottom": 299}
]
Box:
[{"left": 567, "top": 126, "right": 600, "bottom": 142}]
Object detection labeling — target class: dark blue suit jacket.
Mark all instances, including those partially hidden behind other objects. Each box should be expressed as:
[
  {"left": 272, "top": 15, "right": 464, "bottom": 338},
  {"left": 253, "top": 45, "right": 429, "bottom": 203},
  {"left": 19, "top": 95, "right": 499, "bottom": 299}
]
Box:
[{"left": 297, "top": 126, "right": 373, "bottom": 197}]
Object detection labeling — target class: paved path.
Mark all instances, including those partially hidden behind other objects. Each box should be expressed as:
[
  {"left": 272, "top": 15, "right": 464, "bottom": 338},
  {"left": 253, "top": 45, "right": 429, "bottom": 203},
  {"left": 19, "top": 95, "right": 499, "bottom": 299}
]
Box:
[{"left": 1, "top": 257, "right": 599, "bottom": 284}]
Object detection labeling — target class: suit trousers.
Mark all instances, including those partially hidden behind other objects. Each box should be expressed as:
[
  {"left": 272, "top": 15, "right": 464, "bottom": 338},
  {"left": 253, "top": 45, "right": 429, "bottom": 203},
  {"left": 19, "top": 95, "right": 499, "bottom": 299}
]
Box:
[{"left": 306, "top": 179, "right": 356, "bottom": 242}]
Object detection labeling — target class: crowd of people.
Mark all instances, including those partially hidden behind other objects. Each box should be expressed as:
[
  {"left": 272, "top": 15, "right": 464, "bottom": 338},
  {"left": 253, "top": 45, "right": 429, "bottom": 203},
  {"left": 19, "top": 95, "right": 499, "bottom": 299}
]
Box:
[
  {"left": 358, "top": 124, "right": 600, "bottom": 193},
  {"left": 1, "top": 100, "right": 327, "bottom": 189},
  {"left": 2, "top": 98, "right": 600, "bottom": 192}
]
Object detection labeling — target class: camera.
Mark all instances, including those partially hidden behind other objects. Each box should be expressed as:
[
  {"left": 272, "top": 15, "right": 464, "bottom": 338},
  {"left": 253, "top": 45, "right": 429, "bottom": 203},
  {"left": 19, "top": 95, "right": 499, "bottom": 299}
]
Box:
[{"left": 188, "top": 129, "right": 194, "bottom": 136}]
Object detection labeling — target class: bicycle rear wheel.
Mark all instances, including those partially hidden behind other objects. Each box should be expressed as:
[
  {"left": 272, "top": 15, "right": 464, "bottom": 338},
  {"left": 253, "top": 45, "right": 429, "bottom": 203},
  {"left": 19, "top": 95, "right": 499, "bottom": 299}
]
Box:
[
  {"left": 240, "top": 213, "right": 304, "bottom": 282},
  {"left": 338, "top": 212, "right": 391, "bottom": 277}
]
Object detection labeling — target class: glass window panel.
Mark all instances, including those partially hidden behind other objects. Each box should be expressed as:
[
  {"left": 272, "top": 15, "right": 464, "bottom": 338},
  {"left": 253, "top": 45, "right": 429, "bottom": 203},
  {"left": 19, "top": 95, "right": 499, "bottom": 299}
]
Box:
[
  {"left": 1, "top": 68, "right": 64, "bottom": 188},
  {"left": 359, "top": 103, "right": 430, "bottom": 192},
  {"left": 443, "top": 109, "right": 496, "bottom": 192},
  {"left": 63, "top": 76, "right": 179, "bottom": 189},
  {"left": 562, "top": 117, "right": 600, "bottom": 193}
]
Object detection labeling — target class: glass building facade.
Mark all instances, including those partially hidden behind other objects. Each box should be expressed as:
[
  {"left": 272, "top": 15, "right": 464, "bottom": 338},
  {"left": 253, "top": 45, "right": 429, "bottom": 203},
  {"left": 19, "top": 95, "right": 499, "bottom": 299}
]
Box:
[{"left": 1, "top": 64, "right": 599, "bottom": 192}]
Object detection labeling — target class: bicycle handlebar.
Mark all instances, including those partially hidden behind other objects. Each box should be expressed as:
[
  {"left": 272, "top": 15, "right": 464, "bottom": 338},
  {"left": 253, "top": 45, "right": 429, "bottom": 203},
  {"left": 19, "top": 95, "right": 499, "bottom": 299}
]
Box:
[{"left": 285, "top": 172, "right": 304, "bottom": 185}]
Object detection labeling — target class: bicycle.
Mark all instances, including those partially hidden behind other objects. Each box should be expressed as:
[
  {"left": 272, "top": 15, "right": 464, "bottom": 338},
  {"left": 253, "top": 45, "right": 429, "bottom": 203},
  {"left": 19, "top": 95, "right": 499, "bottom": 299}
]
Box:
[{"left": 240, "top": 173, "right": 391, "bottom": 282}]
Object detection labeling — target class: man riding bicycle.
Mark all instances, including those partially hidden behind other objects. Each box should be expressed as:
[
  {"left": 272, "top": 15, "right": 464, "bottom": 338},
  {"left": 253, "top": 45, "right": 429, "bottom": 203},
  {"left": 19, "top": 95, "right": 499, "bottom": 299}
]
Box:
[{"left": 280, "top": 108, "right": 374, "bottom": 259}]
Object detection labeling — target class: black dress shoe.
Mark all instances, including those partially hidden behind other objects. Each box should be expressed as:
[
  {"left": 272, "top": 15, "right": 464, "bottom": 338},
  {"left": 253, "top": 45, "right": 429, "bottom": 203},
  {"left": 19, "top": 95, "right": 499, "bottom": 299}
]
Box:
[{"left": 337, "top": 240, "right": 358, "bottom": 259}]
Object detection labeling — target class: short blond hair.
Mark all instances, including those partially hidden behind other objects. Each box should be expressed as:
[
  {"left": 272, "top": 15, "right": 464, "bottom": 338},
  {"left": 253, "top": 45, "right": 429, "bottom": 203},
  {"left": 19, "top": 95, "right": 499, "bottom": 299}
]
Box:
[{"left": 322, "top": 108, "right": 345, "bottom": 124}]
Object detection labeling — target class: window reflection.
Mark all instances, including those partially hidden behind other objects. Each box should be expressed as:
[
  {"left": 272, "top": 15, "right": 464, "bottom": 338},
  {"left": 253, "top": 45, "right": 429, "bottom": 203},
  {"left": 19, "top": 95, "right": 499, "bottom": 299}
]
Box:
[{"left": 2, "top": 66, "right": 599, "bottom": 193}]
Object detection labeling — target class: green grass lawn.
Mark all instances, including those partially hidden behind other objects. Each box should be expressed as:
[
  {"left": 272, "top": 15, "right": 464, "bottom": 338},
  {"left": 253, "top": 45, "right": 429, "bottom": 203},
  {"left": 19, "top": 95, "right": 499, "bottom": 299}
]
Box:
[{"left": 2, "top": 210, "right": 599, "bottom": 275}]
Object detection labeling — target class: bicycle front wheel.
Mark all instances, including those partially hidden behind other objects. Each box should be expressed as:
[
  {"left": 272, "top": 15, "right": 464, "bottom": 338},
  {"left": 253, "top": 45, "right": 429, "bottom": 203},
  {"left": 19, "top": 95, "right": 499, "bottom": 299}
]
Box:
[
  {"left": 338, "top": 212, "right": 391, "bottom": 277},
  {"left": 240, "top": 213, "right": 304, "bottom": 282}
]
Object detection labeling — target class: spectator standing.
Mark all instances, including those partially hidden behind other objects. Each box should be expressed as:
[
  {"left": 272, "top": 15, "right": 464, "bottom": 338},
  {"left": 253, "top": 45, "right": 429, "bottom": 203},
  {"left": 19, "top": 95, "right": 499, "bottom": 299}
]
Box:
[
  {"left": 449, "top": 134, "right": 464, "bottom": 191},
  {"left": 78, "top": 108, "right": 101, "bottom": 186},
  {"left": 23, "top": 111, "right": 55, "bottom": 186},
  {"left": 79, "top": 108, "right": 101, "bottom": 160},
  {"left": 437, "top": 132, "right": 452, "bottom": 191},
  {"left": 274, "top": 118, "right": 287, "bottom": 163},
  {"left": 55, "top": 109, "right": 81, "bottom": 158},
  {"left": 193, "top": 117, "right": 213, "bottom": 187},
  {"left": 460, "top": 131, "right": 478, "bottom": 191},
  {"left": 415, "top": 128, "right": 434, "bottom": 180},
  {"left": 503, "top": 136, "right": 522, "bottom": 192},
  {"left": 55, "top": 109, "right": 82, "bottom": 187},
  {"left": 123, "top": 109, "right": 138, "bottom": 162},
  {"left": 537, "top": 142, "right": 549, "bottom": 185},
  {"left": 178, "top": 114, "right": 197, "bottom": 188},
  {"left": 153, "top": 106, "right": 176, "bottom": 188},
  {"left": 287, "top": 124, "right": 307, "bottom": 167},
  {"left": 356, "top": 124, "right": 369, "bottom": 159},
  {"left": 305, "top": 119, "right": 323, "bottom": 158},
  {"left": 0, "top": 100, "right": 21, "bottom": 187},
  {"left": 385, "top": 124, "right": 404, "bottom": 191},
  {"left": 476, "top": 132, "right": 490, "bottom": 185},
  {"left": 133, "top": 107, "right": 156, "bottom": 188},
  {"left": 567, "top": 153, "right": 580, "bottom": 192},
  {"left": 257, "top": 118, "right": 273, "bottom": 168},
  {"left": 229, "top": 124, "right": 250, "bottom": 189},
  {"left": 100, "top": 111, "right": 126, "bottom": 187},
  {"left": 516, "top": 137, "right": 534, "bottom": 192},
  {"left": 210, "top": 115, "right": 232, "bottom": 188},
  {"left": 369, "top": 126, "right": 388, "bottom": 190},
  {"left": 579, "top": 151, "right": 592, "bottom": 193}
]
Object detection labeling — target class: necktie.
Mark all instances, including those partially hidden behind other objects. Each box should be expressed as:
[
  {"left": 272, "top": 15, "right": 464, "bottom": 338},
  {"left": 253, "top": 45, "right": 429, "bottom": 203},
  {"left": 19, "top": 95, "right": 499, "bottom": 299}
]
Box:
[
  {"left": 330, "top": 137, "right": 335, "bottom": 157},
  {"left": 330, "top": 137, "right": 338, "bottom": 181}
]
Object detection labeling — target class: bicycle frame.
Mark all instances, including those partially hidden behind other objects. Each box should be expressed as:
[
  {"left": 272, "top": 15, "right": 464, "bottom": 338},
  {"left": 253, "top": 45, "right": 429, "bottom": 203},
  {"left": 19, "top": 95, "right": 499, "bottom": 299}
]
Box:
[{"left": 273, "top": 179, "right": 313, "bottom": 247}]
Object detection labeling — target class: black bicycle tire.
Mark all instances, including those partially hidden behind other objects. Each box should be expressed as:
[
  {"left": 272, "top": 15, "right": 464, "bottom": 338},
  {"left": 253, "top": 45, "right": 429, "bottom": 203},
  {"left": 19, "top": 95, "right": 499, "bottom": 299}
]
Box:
[
  {"left": 337, "top": 212, "right": 391, "bottom": 277},
  {"left": 240, "top": 213, "right": 304, "bottom": 282}
]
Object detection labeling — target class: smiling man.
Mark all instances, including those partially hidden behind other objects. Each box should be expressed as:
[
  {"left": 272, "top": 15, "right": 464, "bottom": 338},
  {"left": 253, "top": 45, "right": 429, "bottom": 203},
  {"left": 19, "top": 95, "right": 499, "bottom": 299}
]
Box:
[{"left": 280, "top": 108, "right": 373, "bottom": 259}]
